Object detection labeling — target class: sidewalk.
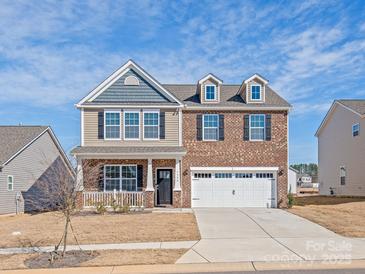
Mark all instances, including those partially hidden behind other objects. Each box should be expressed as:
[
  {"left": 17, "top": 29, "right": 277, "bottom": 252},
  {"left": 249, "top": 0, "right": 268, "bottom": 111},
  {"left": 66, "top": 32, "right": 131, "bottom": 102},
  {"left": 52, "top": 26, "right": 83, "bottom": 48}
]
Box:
[
  {"left": 2, "top": 260, "right": 365, "bottom": 273},
  {"left": 0, "top": 241, "right": 198, "bottom": 255}
]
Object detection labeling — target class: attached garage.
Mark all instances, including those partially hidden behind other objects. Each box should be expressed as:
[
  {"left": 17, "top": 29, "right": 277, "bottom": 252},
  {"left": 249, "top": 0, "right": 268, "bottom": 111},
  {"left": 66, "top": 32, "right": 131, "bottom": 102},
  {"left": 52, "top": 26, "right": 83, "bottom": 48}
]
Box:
[{"left": 191, "top": 167, "right": 277, "bottom": 208}]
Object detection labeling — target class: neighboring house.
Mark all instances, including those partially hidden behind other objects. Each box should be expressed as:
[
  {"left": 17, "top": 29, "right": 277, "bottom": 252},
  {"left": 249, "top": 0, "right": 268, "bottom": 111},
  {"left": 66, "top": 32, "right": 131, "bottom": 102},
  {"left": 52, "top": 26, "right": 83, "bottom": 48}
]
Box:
[
  {"left": 0, "top": 126, "right": 75, "bottom": 214},
  {"left": 72, "top": 60, "right": 291, "bottom": 208},
  {"left": 298, "top": 174, "right": 312, "bottom": 186},
  {"left": 316, "top": 100, "right": 365, "bottom": 196},
  {"left": 288, "top": 167, "right": 298, "bottom": 194}
]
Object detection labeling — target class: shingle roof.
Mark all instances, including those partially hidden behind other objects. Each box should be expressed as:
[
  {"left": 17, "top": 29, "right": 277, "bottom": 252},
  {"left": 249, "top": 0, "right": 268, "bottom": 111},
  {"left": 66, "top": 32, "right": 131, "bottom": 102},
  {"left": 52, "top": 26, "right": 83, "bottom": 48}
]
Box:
[
  {"left": 163, "top": 84, "right": 290, "bottom": 108},
  {"left": 71, "top": 146, "right": 186, "bottom": 155},
  {"left": 0, "top": 126, "right": 48, "bottom": 165},
  {"left": 337, "top": 100, "right": 365, "bottom": 115}
]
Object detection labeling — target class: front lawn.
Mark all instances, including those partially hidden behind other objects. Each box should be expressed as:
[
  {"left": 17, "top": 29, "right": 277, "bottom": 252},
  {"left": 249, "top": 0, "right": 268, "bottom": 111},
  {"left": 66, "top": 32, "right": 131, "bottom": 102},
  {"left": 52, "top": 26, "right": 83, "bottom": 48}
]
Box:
[
  {"left": 0, "top": 211, "right": 200, "bottom": 248},
  {"left": 289, "top": 196, "right": 365, "bottom": 237}
]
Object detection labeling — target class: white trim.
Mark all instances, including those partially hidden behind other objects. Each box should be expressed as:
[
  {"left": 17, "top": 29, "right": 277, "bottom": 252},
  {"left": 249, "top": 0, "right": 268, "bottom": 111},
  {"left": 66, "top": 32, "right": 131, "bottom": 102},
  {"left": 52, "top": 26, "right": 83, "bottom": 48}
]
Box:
[
  {"left": 190, "top": 166, "right": 279, "bottom": 171},
  {"left": 104, "top": 110, "right": 122, "bottom": 141},
  {"left": 185, "top": 106, "right": 291, "bottom": 111},
  {"left": 77, "top": 60, "right": 184, "bottom": 106},
  {"left": 204, "top": 85, "right": 217, "bottom": 101},
  {"left": 250, "top": 84, "right": 262, "bottom": 101},
  {"left": 249, "top": 114, "right": 266, "bottom": 141},
  {"left": 7, "top": 175, "right": 14, "bottom": 191},
  {"left": 81, "top": 109, "right": 84, "bottom": 146},
  {"left": 352, "top": 123, "right": 360, "bottom": 137},
  {"left": 198, "top": 73, "right": 223, "bottom": 85},
  {"left": 244, "top": 73, "right": 269, "bottom": 84},
  {"left": 315, "top": 100, "right": 365, "bottom": 137},
  {"left": 178, "top": 109, "right": 183, "bottom": 146},
  {"left": 76, "top": 104, "right": 182, "bottom": 109},
  {"left": 202, "top": 114, "right": 219, "bottom": 141},
  {"left": 123, "top": 110, "right": 141, "bottom": 140},
  {"left": 142, "top": 109, "right": 160, "bottom": 141}
]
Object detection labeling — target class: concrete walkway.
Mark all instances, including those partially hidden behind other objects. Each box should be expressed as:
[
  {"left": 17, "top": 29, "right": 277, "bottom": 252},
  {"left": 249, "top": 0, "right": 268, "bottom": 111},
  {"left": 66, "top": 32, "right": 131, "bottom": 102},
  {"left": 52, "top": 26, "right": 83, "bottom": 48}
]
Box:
[
  {"left": 0, "top": 240, "right": 198, "bottom": 255},
  {"left": 176, "top": 208, "right": 365, "bottom": 263}
]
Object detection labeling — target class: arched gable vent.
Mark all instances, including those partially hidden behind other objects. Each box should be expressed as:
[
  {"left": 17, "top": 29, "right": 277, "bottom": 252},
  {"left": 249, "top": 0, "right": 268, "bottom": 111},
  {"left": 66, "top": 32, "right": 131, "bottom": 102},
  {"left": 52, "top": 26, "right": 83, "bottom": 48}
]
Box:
[{"left": 124, "top": 75, "right": 140, "bottom": 86}]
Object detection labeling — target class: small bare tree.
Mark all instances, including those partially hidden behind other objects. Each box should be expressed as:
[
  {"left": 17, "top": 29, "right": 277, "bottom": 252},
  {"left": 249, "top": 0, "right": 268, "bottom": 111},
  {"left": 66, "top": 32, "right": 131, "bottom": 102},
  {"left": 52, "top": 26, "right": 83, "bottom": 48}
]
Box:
[{"left": 23, "top": 153, "right": 101, "bottom": 261}]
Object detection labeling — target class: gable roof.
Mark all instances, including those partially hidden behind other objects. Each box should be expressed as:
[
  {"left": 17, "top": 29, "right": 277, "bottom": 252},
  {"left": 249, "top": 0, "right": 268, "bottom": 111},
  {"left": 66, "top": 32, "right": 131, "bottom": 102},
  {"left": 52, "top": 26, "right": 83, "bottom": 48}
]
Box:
[
  {"left": 244, "top": 73, "right": 269, "bottom": 84},
  {"left": 164, "top": 84, "right": 290, "bottom": 109},
  {"left": 76, "top": 59, "right": 183, "bottom": 108},
  {"left": 0, "top": 126, "right": 75, "bottom": 176},
  {"left": 198, "top": 73, "right": 223, "bottom": 85},
  {"left": 315, "top": 99, "right": 365, "bottom": 137}
]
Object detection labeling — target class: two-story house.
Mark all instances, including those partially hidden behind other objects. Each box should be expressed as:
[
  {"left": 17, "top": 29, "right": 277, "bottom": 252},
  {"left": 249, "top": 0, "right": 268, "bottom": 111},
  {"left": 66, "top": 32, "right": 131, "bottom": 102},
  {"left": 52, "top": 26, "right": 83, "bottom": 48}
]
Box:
[
  {"left": 316, "top": 100, "right": 365, "bottom": 196},
  {"left": 72, "top": 60, "right": 291, "bottom": 208}
]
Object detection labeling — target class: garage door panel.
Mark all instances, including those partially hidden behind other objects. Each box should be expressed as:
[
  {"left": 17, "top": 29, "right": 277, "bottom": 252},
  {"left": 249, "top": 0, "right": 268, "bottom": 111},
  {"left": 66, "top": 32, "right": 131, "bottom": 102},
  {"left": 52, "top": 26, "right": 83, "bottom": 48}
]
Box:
[{"left": 192, "top": 170, "right": 277, "bottom": 208}]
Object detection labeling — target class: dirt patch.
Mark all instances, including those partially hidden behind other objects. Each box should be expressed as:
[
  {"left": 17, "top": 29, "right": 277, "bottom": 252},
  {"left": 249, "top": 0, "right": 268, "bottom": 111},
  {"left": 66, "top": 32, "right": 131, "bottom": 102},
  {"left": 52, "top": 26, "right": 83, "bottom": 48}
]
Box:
[
  {"left": 0, "top": 211, "right": 200, "bottom": 248},
  {"left": 0, "top": 249, "right": 187, "bottom": 270},
  {"left": 289, "top": 196, "right": 365, "bottom": 237}
]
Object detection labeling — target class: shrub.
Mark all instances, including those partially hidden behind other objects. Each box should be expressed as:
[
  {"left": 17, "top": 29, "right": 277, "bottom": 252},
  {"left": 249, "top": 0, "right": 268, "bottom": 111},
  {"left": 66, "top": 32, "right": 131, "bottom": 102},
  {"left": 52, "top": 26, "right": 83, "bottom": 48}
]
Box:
[
  {"left": 287, "top": 192, "right": 294, "bottom": 208},
  {"left": 96, "top": 203, "right": 107, "bottom": 215},
  {"left": 119, "top": 204, "right": 130, "bottom": 214},
  {"left": 111, "top": 200, "right": 119, "bottom": 213}
]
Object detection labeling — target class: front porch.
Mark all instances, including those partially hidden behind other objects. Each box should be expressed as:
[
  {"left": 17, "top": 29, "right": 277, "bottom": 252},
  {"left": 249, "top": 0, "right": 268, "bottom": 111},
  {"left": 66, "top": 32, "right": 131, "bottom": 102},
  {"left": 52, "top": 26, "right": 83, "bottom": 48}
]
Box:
[{"left": 73, "top": 146, "right": 186, "bottom": 208}]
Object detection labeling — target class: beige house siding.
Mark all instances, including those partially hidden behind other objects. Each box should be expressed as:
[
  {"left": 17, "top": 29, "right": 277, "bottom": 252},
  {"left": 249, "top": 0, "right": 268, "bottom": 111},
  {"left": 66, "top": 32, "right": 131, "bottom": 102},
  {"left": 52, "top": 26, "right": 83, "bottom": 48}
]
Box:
[
  {"left": 0, "top": 132, "right": 71, "bottom": 214},
  {"left": 318, "top": 105, "right": 365, "bottom": 196},
  {"left": 200, "top": 79, "right": 220, "bottom": 104},
  {"left": 83, "top": 108, "right": 179, "bottom": 146}
]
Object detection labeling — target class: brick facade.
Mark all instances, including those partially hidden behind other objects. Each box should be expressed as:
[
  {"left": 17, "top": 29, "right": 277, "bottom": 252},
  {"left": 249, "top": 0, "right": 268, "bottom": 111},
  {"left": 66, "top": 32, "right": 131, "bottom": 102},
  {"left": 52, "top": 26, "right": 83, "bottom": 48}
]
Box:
[{"left": 180, "top": 110, "right": 288, "bottom": 208}]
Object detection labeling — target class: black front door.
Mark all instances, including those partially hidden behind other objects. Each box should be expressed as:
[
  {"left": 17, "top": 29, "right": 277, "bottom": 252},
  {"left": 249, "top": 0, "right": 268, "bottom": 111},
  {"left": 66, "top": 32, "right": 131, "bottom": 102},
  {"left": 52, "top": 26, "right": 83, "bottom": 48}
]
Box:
[{"left": 157, "top": 169, "right": 173, "bottom": 205}]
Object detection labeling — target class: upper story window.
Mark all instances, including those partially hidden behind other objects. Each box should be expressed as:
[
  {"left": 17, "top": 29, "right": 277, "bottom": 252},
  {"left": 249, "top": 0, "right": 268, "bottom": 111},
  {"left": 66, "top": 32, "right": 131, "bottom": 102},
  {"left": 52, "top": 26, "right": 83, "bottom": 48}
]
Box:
[
  {"left": 105, "top": 111, "right": 121, "bottom": 140},
  {"left": 250, "top": 114, "right": 265, "bottom": 141},
  {"left": 143, "top": 111, "right": 159, "bottom": 140},
  {"left": 352, "top": 123, "right": 359, "bottom": 137},
  {"left": 7, "top": 175, "right": 14, "bottom": 191},
  {"left": 205, "top": 85, "right": 216, "bottom": 101},
  {"left": 124, "top": 111, "right": 140, "bottom": 140},
  {"left": 340, "top": 166, "right": 346, "bottom": 185},
  {"left": 203, "top": 114, "right": 219, "bottom": 141},
  {"left": 251, "top": 85, "right": 262, "bottom": 100}
]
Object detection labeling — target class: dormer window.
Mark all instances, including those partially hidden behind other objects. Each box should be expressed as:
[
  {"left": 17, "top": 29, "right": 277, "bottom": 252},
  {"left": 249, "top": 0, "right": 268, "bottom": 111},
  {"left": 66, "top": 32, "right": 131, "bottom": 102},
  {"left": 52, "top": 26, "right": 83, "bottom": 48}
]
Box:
[
  {"left": 205, "top": 85, "right": 216, "bottom": 101},
  {"left": 251, "top": 85, "right": 261, "bottom": 100}
]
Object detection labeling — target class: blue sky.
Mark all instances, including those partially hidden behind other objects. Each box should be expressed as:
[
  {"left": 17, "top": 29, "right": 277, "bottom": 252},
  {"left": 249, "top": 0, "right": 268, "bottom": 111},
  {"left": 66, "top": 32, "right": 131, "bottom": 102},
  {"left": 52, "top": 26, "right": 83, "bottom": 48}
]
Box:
[{"left": 0, "top": 0, "right": 364, "bottom": 164}]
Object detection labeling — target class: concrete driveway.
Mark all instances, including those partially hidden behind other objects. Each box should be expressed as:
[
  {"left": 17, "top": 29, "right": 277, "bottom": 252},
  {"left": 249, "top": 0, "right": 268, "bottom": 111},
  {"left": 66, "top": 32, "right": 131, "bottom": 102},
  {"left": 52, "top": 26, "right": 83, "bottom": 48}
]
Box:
[{"left": 176, "top": 208, "right": 365, "bottom": 263}]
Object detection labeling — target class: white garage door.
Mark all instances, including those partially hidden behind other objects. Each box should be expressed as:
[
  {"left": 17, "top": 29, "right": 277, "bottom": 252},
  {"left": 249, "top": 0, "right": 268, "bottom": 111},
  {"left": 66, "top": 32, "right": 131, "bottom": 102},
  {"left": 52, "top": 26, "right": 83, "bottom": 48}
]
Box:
[{"left": 191, "top": 171, "right": 277, "bottom": 208}]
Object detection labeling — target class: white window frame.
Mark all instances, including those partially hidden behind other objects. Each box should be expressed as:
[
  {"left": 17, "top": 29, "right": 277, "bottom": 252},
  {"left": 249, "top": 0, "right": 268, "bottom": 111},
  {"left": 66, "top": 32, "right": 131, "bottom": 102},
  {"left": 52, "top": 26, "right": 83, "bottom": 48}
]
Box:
[
  {"left": 143, "top": 109, "right": 160, "bottom": 140},
  {"left": 124, "top": 110, "right": 141, "bottom": 140},
  {"left": 7, "top": 175, "right": 14, "bottom": 191},
  {"left": 104, "top": 110, "right": 121, "bottom": 140},
  {"left": 203, "top": 114, "right": 219, "bottom": 141},
  {"left": 103, "top": 164, "right": 138, "bottom": 192},
  {"left": 204, "top": 85, "right": 217, "bottom": 101},
  {"left": 352, "top": 123, "right": 360, "bottom": 137},
  {"left": 250, "top": 84, "right": 262, "bottom": 101},
  {"left": 249, "top": 114, "right": 266, "bottom": 141}
]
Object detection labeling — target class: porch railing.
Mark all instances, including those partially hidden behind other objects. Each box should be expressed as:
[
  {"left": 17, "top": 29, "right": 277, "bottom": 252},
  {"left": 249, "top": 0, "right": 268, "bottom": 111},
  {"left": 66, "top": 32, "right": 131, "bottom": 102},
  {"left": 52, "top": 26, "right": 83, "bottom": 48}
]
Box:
[{"left": 83, "top": 191, "right": 144, "bottom": 208}]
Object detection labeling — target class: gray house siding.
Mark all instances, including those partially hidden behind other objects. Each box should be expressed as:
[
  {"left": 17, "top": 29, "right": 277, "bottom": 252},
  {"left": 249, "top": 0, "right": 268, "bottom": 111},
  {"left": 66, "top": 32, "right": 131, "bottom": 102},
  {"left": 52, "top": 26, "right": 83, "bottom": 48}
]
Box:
[
  {"left": 93, "top": 69, "right": 174, "bottom": 103},
  {"left": 0, "top": 131, "right": 73, "bottom": 215}
]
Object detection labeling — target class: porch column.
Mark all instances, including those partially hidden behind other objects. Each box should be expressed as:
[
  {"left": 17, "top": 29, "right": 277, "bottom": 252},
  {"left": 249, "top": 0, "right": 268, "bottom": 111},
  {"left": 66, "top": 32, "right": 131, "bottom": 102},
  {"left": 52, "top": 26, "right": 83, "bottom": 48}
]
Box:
[
  {"left": 146, "top": 158, "right": 154, "bottom": 191},
  {"left": 174, "top": 158, "right": 182, "bottom": 191},
  {"left": 76, "top": 157, "right": 84, "bottom": 191}
]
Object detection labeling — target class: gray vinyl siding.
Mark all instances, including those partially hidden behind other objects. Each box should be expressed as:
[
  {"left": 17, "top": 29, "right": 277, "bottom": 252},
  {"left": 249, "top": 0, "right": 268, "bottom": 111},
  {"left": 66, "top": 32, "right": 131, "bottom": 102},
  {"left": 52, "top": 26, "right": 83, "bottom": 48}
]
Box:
[
  {"left": 93, "top": 69, "right": 174, "bottom": 103},
  {"left": 83, "top": 109, "right": 179, "bottom": 146},
  {"left": 0, "top": 131, "right": 72, "bottom": 215}
]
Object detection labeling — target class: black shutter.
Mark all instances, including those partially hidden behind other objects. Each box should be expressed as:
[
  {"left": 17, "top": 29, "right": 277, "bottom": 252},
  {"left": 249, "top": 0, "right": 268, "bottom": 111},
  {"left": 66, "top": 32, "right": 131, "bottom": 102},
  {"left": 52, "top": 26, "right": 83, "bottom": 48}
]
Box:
[
  {"left": 244, "top": 115, "right": 250, "bottom": 141},
  {"left": 137, "top": 165, "right": 143, "bottom": 191},
  {"left": 265, "top": 114, "right": 272, "bottom": 141},
  {"left": 98, "top": 165, "right": 104, "bottom": 191},
  {"left": 219, "top": 114, "right": 224, "bottom": 141},
  {"left": 160, "top": 112, "right": 165, "bottom": 139},
  {"left": 98, "top": 111, "right": 104, "bottom": 139},
  {"left": 197, "top": 114, "right": 202, "bottom": 141}
]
